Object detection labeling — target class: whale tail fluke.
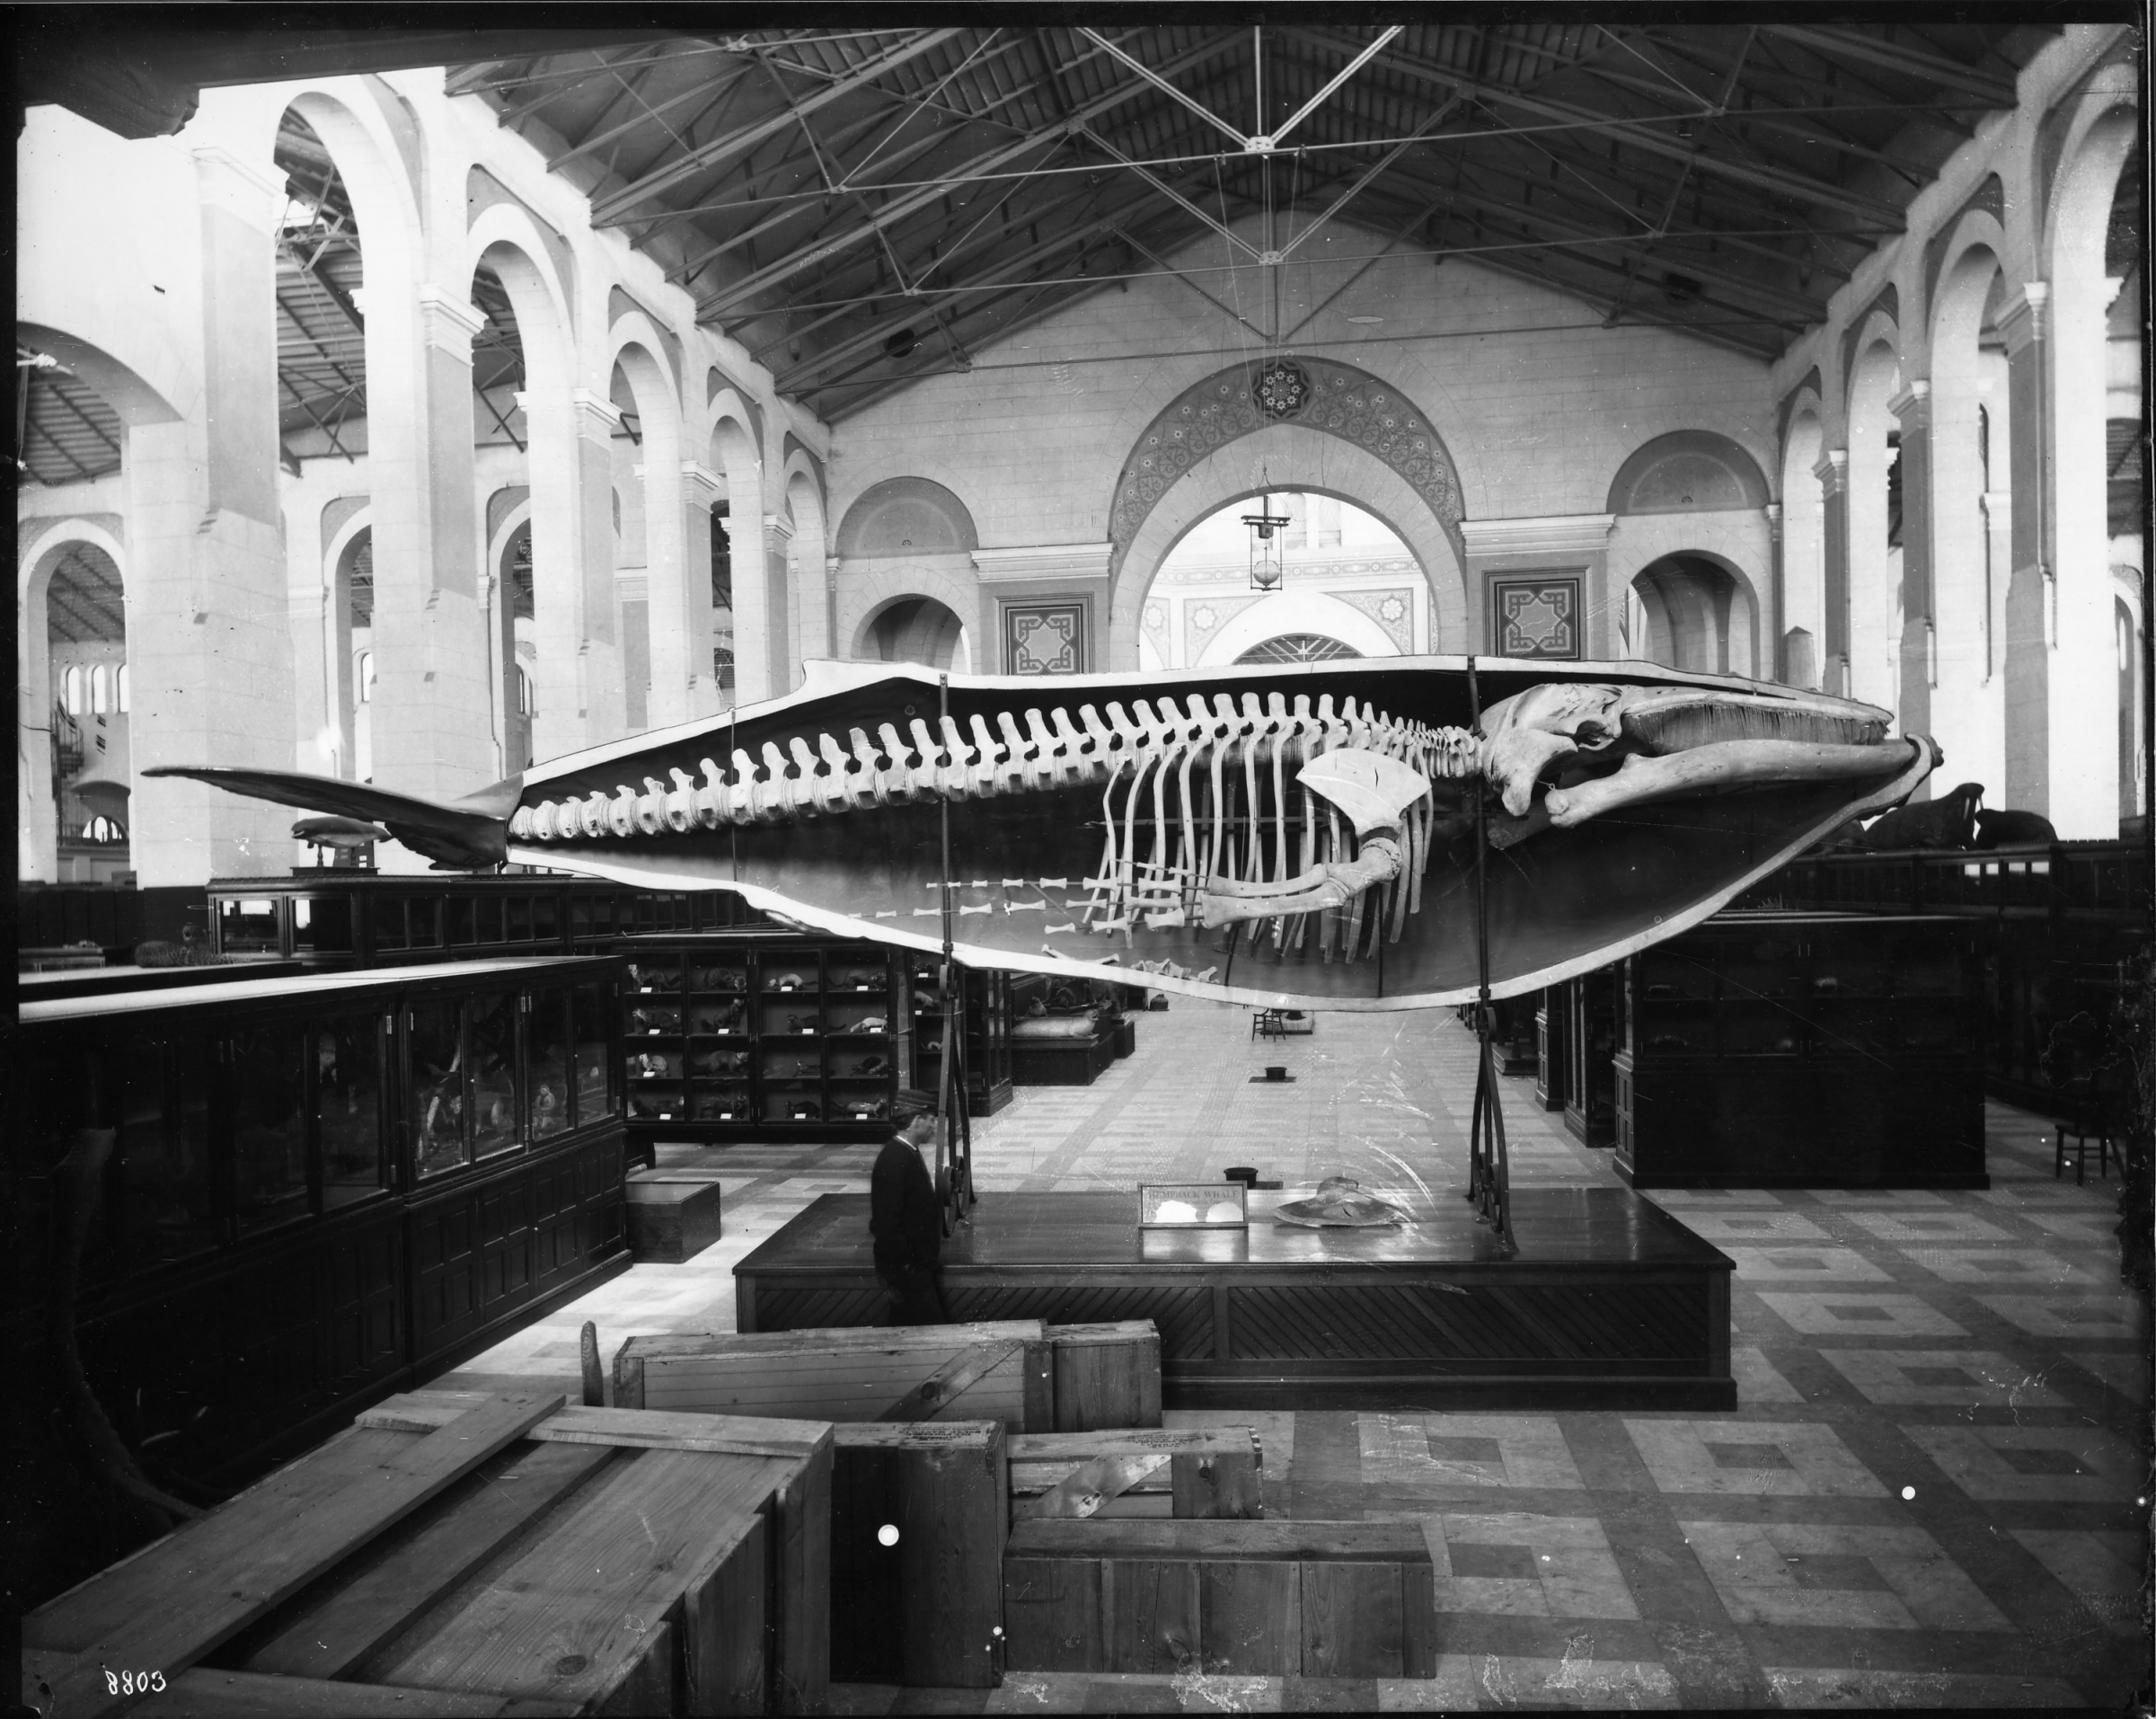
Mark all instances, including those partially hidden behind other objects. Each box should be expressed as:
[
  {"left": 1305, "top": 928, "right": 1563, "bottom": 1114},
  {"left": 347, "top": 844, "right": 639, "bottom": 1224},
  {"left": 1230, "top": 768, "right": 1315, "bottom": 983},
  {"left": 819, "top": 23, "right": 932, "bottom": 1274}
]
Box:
[{"left": 142, "top": 765, "right": 511, "bottom": 868}]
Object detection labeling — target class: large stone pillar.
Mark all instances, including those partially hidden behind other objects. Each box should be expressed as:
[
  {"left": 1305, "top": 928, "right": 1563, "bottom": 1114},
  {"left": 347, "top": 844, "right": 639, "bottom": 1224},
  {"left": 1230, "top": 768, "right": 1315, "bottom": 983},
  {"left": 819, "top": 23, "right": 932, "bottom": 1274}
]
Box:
[
  {"left": 573, "top": 389, "right": 630, "bottom": 744},
  {"left": 1999, "top": 284, "right": 2054, "bottom": 820},
  {"left": 680, "top": 462, "right": 725, "bottom": 715},
  {"left": 752, "top": 512, "right": 795, "bottom": 701},
  {"left": 634, "top": 452, "right": 696, "bottom": 727},
  {"left": 1763, "top": 502, "right": 1784, "bottom": 682},
  {"left": 284, "top": 489, "right": 332, "bottom": 783},
  {"left": 126, "top": 147, "right": 293, "bottom": 886},
  {"left": 1814, "top": 450, "right": 1851, "bottom": 696},
  {"left": 1890, "top": 380, "right": 1934, "bottom": 747}
]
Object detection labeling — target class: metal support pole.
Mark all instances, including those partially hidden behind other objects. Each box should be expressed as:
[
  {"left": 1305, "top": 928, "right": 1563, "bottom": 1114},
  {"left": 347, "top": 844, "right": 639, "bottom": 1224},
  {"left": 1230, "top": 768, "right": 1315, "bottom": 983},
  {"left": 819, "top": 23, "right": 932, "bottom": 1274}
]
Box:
[
  {"left": 935, "top": 672, "right": 972, "bottom": 1230},
  {"left": 1462, "top": 655, "right": 1515, "bottom": 1251}
]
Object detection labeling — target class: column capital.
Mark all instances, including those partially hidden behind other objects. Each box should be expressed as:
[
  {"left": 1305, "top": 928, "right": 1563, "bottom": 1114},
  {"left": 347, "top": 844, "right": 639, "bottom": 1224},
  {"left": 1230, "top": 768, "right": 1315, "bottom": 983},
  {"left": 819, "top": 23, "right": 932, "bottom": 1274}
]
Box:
[
  {"left": 417, "top": 287, "right": 487, "bottom": 362},
  {"left": 1887, "top": 378, "right": 1931, "bottom": 427},
  {"left": 1762, "top": 502, "right": 1782, "bottom": 537},
  {"left": 191, "top": 146, "right": 286, "bottom": 233},
  {"left": 1980, "top": 489, "right": 2012, "bottom": 523},
  {"left": 763, "top": 511, "right": 795, "bottom": 545},
  {"left": 679, "top": 462, "right": 726, "bottom": 509},
  {"left": 1813, "top": 448, "right": 1850, "bottom": 494},
  {"left": 571, "top": 389, "right": 624, "bottom": 442},
  {"left": 1996, "top": 281, "right": 2049, "bottom": 354}
]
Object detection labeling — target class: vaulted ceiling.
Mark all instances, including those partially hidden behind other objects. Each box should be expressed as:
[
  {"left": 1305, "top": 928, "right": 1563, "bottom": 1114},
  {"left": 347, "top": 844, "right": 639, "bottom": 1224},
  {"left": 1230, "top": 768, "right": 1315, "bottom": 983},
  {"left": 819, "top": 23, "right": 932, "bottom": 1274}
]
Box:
[{"left": 452, "top": 22, "right": 2055, "bottom": 419}]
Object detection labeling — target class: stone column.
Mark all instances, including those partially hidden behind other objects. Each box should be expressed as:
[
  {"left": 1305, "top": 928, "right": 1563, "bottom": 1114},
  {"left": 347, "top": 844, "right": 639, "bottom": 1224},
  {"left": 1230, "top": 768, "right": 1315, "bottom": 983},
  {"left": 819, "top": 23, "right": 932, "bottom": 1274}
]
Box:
[
  {"left": 752, "top": 512, "right": 795, "bottom": 702},
  {"left": 284, "top": 489, "right": 332, "bottom": 782},
  {"left": 573, "top": 388, "right": 630, "bottom": 744},
  {"left": 680, "top": 462, "right": 725, "bottom": 715},
  {"left": 1998, "top": 284, "right": 2053, "bottom": 817},
  {"left": 1814, "top": 449, "right": 1851, "bottom": 696},
  {"left": 126, "top": 147, "right": 293, "bottom": 886},
  {"left": 1889, "top": 380, "right": 1934, "bottom": 743},
  {"left": 1763, "top": 502, "right": 1784, "bottom": 682},
  {"left": 1980, "top": 490, "right": 2012, "bottom": 683},
  {"left": 634, "top": 450, "right": 694, "bottom": 729}
]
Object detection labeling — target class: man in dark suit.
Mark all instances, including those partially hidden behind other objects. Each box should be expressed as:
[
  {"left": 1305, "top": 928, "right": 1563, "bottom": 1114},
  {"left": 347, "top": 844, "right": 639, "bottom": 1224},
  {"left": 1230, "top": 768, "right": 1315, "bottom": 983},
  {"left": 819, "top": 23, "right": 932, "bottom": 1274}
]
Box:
[{"left": 870, "top": 1088, "right": 948, "bottom": 1325}]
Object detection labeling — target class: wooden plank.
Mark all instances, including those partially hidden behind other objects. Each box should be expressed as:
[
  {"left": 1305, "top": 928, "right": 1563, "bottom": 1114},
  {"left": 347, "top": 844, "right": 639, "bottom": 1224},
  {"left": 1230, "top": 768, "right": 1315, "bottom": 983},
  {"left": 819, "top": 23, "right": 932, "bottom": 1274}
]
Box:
[
  {"left": 1048, "top": 1322, "right": 1162, "bottom": 1431},
  {"left": 237, "top": 1440, "right": 618, "bottom": 1680},
  {"left": 887, "top": 1418, "right": 1004, "bottom": 1687},
  {"left": 1012, "top": 1458, "right": 1171, "bottom": 1495},
  {"left": 829, "top": 1443, "right": 905, "bottom": 1683},
  {"left": 1402, "top": 1558, "right": 1438, "bottom": 1679},
  {"left": 368, "top": 1448, "right": 782, "bottom": 1710},
  {"left": 1103, "top": 1559, "right": 1200, "bottom": 1673},
  {"left": 1016, "top": 1455, "right": 1167, "bottom": 1520},
  {"left": 773, "top": 1439, "right": 832, "bottom": 1715},
  {"left": 1021, "top": 1339, "right": 1056, "bottom": 1432},
  {"left": 1002, "top": 1557, "right": 1100, "bottom": 1672},
  {"left": 1300, "top": 1562, "right": 1404, "bottom": 1678},
  {"left": 591, "top": 1616, "right": 675, "bottom": 1718},
  {"left": 1007, "top": 1519, "right": 1430, "bottom": 1563},
  {"left": 1197, "top": 1560, "right": 1299, "bottom": 1676},
  {"left": 881, "top": 1340, "right": 1025, "bottom": 1421},
  {"left": 831, "top": 1421, "right": 998, "bottom": 1451},
  {"left": 1011, "top": 1429, "right": 1252, "bottom": 1461},
  {"left": 625, "top": 1320, "right": 1043, "bottom": 1359},
  {"left": 357, "top": 1392, "right": 829, "bottom": 1457},
  {"left": 683, "top": 1511, "right": 766, "bottom": 1715},
  {"left": 28, "top": 1396, "right": 563, "bottom": 1719},
  {"left": 151, "top": 1668, "right": 578, "bottom": 1716},
  {"left": 1170, "top": 1449, "right": 1262, "bottom": 1520}
]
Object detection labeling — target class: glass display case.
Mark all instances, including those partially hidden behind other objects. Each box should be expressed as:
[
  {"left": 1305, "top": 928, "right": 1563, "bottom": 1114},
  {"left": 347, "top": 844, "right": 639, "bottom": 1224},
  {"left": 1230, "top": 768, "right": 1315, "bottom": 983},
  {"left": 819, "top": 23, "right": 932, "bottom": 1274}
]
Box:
[
  {"left": 15, "top": 955, "right": 629, "bottom": 1489},
  {"left": 1613, "top": 911, "right": 1985, "bottom": 1188},
  {"left": 615, "top": 934, "right": 914, "bottom": 1142},
  {"left": 910, "top": 958, "right": 1013, "bottom": 1115}
]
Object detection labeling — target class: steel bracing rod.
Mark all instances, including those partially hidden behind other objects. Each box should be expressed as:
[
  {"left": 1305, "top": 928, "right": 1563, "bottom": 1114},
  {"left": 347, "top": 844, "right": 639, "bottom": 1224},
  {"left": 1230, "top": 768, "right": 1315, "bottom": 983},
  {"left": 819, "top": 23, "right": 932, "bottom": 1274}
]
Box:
[
  {"left": 38, "top": 376, "right": 122, "bottom": 458},
  {"left": 1111, "top": 226, "right": 1274, "bottom": 345},
  {"left": 696, "top": 33, "right": 1239, "bottom": 321},
  {"left": 1293, "top": 23, "right": 1905, "bottom": 226},
  {"left": 547, "top": 58, "right": 763, "bottom": 172},
  {"left": 1268, "top": 26, "right": 1401, "bottom": 147},
  {"left": 590, "top": 30, "right": 963, "bottom": 226},
  {"left": 1080, "top": 26, "right": 1251, "bottom": 151},
  {"left": 1676, "top": 30, "right": 1975, "bottom": 138},
  {"left": 1076, "top": 125, "right": 1264, "bottom": 259},
  {"left": 1760, "top": 23, "right": 2019, "bottom": 106},
  {"left": 1277, "top": 93, "right": 1464, "bottom": 261}
]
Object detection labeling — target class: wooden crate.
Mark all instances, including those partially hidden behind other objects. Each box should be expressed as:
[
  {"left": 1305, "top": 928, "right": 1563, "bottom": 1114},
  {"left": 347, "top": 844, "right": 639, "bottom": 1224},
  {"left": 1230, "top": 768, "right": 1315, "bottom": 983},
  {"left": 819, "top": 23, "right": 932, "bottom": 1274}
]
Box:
[
  {"left": 828, "top": 1422, "right": 1007, "bottom": 1689},
  {"left": 21, "top": 1391, "right": 832, "bottom": 1718},
  {"left": 1009, "top": 1429, "right": 1260, "bottom": 1521},
  {"left": 1046, "top": 1321, "right": 1161, "bottom": 1431},
  {"left": 615, "top": 1320, "right": 1055, "bottom": 1431},
  {"left": 1003, "top": 1519, "right": 1436, "bottom": 1679},
  {"left": 625, "top": 1169, "right": 726, "bottom": 1262},
  {"left": 1011, "top": 1030, "right": 1118, "bottom": 1085}
]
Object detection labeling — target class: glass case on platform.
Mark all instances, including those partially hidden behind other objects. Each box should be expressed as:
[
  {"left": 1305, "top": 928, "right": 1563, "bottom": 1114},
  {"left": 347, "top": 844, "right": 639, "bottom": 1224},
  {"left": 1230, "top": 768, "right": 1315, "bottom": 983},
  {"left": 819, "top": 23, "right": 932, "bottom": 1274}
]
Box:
[
  {"left": 910, "top": 958, "right": 1013, "bottom": 1115},
  {"left": 615, "top": 934, "right": 914, "bottom": 1142}
]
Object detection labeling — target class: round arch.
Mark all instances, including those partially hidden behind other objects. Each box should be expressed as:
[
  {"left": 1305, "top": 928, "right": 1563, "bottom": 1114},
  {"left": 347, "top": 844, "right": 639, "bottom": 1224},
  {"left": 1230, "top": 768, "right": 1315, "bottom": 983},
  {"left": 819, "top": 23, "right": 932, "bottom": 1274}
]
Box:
[
  {"left": 1110, "top": 428, "right": 1467, "bottom": 670},
  {"left": 1608, "top": 538, "right": 1764, "bottom": 678},
  {"left": 608, "top": 310, "right": 694, "bottom": 726},
  {"left": 1605, "top": 430, "right": 1772, "bottom": 515},
  {"left": 1845, "top": 322, "right": 1903, "bottom": 709},
  {"left": 19, "top": 519, "right": 130, "bottom": 881},
  {"left": 835, "top": 476, "right": 981, "bottom": 557},
  {"left": 1194, "top": 588, "right": 1401, "bottom": 669},
  {"left": 855, "top": 593, "right": 969, "bottom": 671}
]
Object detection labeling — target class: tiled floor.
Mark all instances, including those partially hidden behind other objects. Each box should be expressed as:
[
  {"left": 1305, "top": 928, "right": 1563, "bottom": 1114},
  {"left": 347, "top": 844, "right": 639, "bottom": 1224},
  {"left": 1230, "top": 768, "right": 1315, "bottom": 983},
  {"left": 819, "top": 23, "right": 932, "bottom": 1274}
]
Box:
[{"left": 440, "top": 1001, "right": 2151, "bottom": 1711}]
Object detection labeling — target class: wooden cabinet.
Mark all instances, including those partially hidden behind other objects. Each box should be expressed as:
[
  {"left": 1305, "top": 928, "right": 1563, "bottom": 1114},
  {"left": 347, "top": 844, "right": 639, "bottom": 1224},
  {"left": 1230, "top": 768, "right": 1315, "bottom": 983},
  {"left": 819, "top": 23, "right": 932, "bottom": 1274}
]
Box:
[
  {"left": 14, "top": 957, "right": 631, "bottom": 1603},
  {"left": 617, "top": 934, "right": 912, "bottom": 1142},
  {"left": 912, "top": 957, "right": 1014, "bottom": 1115},
  {"left": 1613, "top": 911, "right": 1985, "bottom": 1188}
]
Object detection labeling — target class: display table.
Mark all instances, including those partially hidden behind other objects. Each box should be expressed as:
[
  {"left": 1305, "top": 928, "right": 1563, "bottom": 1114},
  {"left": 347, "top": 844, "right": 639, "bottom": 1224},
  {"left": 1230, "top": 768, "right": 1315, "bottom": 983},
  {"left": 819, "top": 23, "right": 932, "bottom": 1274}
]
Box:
[{"left": 736, "top": 1189, "right": 1734, "bottom": 1410}]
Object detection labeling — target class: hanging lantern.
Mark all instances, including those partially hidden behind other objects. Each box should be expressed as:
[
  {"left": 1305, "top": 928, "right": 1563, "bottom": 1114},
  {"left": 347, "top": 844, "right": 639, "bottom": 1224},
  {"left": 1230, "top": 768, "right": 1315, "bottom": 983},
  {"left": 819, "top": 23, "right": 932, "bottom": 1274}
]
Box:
[{"left": 1241, "top": 492, "right": 1292, "bottom": 591}]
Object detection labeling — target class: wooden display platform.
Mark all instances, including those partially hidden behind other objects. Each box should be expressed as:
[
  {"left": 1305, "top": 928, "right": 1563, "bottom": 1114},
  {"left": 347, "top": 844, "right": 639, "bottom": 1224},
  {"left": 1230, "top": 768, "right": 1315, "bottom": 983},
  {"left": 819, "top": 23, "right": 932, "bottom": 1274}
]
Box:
[{"left": 736, "top": 1190, "right": 1735, "bottom": 1411}]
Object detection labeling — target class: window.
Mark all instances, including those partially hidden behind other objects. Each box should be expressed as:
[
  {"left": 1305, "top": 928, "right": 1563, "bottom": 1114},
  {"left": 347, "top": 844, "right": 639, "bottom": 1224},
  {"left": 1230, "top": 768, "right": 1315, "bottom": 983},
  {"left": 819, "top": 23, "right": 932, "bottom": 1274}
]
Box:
[
  {"left": 410, "top": 1001, "right": 467, "bottom": 1179},
  {"left": 117, "top": 1039, "right": 216, "bottom": 1269},
  {"left": 529, "top": 989, "right": 572, "bottom": 1139},
  {"left": 465, "top": 991, "right": 522, "bottom": 1159},
  {"left": 357, "top": 650, "right": 375, "bottom": 702},
  {"left": 116, "top": 661, "right": 128, "bottom": 713},
  {"left": 231, "top": 1023, "right": 309, "bottom": 1235},
  {"left": 316, "top": 1014, "right": 384, "bottom": 1209},
  {"left": 573, "top": 980, "right": 616, "bottom": 1123},
  {"left": 82, "top": 814, "right": 126, "bottom": 844},
  {"left": 90, "top": 664, "right": 110, "bottom": 713},
  {"left": 63, "top": 665, "right": 85, "bottom": 715},
  {"left": 517, "top": 666, "right": 535, "bottom": 715}
]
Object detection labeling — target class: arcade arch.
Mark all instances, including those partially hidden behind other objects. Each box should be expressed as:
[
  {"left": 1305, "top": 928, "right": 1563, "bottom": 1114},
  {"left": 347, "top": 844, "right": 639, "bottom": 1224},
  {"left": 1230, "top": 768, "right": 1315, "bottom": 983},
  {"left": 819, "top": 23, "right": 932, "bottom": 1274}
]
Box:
[
  {"left": 1845, "top": 325, "right": 1904, "bottom": 711},
  {"left": 1780, "top": 403, "right": 1827, "bottom": 687}
]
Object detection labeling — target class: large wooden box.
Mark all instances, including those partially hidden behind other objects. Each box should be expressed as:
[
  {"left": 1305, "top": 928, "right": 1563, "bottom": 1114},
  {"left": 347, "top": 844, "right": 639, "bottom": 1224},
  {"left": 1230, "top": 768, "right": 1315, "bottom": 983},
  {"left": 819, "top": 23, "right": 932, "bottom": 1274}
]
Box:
[
  {"left": 1003, "top": 1519, "right": 1436, "bottom": 1679},
  {"left": 22, "top": 1391, "right": 831, "bottom": 1717},
  {"left": 829, "top": 1422, "right": 1007, "bottom": 1689},
  {"left": 1011, "top": 1029, "right": 1118, "bottom": 1086},
  {"left": 1047, "top": 1320, "right": 1162, "bottom": 1431},
  {"left": 615, "top": 1320, "right": 1054, "bottom": 1431},
  {"left": 625, "top": 1168, "right": 725, "bottom": 1262}
]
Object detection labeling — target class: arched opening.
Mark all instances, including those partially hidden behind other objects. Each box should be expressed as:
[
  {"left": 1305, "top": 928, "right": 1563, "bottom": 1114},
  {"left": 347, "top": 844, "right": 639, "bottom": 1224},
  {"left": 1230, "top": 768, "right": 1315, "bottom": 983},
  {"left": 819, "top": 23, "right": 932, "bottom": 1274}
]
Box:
[
  {"left": 43, "top": 540, "right": 131, "bottom": 882},
  {"left": 340, "top": 527, "right": 375, "bottom": 781},
  {"left": 1236, "top": 634, "right": 1360, "bottom": 664},
  {"left": 472, "top": 261, "right": 528, "bottom": 775},
  {"left": 609, "top": 333, "right": 690, "bottom": 733},
  {"left": 1629, "top": 554, "right": 1744, "bottom": 674},
  {"left": 273, "top": 110, "right": 367, "bottom": 474},
  {"left": 862, "top": 596, "right": 969, "bottom": 670},
  {"left": 1929, "top": 237, "right": 2014, "bottom": 806},
  {"left": 1135, "top": 492, "right": 1421, "bottom": 670},
  {"left": 705, "top": 399, "right": 764, "bottom": 703},
  {"left": 1846, "top": 333, "right": 1904, "bottom": 708},
  {"left": 499, "top": 517, "right": 536, "bottom": 770},
  {"left": 1780, "top": 408, "right": 1826, "bottom": 685},
  {"left": 783, "top": 464, "right": 827, "bottom": 690}
]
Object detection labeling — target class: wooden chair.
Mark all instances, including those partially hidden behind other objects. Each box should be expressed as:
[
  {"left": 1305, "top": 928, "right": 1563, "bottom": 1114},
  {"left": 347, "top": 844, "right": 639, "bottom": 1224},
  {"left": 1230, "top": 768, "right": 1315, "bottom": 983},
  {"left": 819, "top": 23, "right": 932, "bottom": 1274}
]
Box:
[
  {"left": 1251, "top": 1008, "right": 1287, "bottom": 1041},
  {"left": 2054, "top": 1075, "right": 2124, "bottom": 1184}
]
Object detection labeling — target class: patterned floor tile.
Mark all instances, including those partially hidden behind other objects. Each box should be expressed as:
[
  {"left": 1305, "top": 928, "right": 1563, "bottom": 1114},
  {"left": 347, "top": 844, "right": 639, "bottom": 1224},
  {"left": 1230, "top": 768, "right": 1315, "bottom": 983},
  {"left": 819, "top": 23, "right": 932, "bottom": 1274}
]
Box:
[
  {"left": 1432, "top": 1650, "right": 1680, "bottom": 1708},
  {"left": 1683, "top": 1521, "right": 2010, "bottom": 1631},
  {"left": 1754, "top": 1293, "right": 1968, "bottom": 1339},
  {"left": 1679, "top": 1212, "right": 1833, "bottom": 1242},
  {"left": 1816, "top": 1348, "right": 2072, "bottom": 1408},
  {"left": 1359, "top": 1413, "right": 1585, "bottom": 1490},
  {"left": 1761, "top": 1667, "right": 2085, "bottom": 1706},
  {"left": 2008, "top": 1528, "right": 2144, "bottom": 1637},
  {"left": 1645, "top": 1189, "right": 1786, "bottom": 1207},
  {"left": 2068, "top": 1348, "right": 2152, "bottom": 1401},
  {"left": 1724, "top": 1246, "right": 1892, "bottom": 1283},
  {"left": 1807, "top": 1189, "right": 1951, "bottom": 1207},
  {"left": 2015, "top": 1209, "right": 2118, "bottom": 1242},
  {"left": 1896, "top": 1247, "right": 2096, "bottom": 1286},
  {"left": 1426, "top": 1513, "right": 1639, "bottom": 1619},
  {"left": 1902, "top": 1423, "right": 2143, "bottom": 1502},
  {"left": 1843, "top": 1211, "right": 2014, "bottom": 1243},
  {"left": 1624, "top": 1421, "right": 1886, "bottom": 1497},
  {"left": 1731, "top": 1347, "right": 1806, "bottom": 1404},
  {"left": 1974, "top": 1292, "right": 2144, "bottom": 1339}
]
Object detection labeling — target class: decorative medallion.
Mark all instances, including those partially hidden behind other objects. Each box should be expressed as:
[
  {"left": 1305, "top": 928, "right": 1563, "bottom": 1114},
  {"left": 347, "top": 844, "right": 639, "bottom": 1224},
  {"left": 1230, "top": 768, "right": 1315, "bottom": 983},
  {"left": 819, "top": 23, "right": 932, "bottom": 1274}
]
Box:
[
  {"left": 1252, "top": 359, "right": 1311, "bottom": 420},
  {"left": 1191, "top": 605, "right": 1220, "bottom": 633},
  {"left": 1003, "top": 603, "right": 1086, "bottom": 675},
  {"left": 1491, "top": 576, "right": 1582, "bottom": 660}
]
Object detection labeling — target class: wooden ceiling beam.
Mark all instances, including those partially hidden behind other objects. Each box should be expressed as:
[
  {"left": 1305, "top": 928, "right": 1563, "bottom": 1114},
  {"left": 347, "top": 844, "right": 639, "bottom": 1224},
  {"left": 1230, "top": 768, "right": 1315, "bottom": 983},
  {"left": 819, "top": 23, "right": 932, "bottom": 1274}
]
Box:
[{"left": 1759, "top": 24, "right": 2019, "bottom": 107}]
